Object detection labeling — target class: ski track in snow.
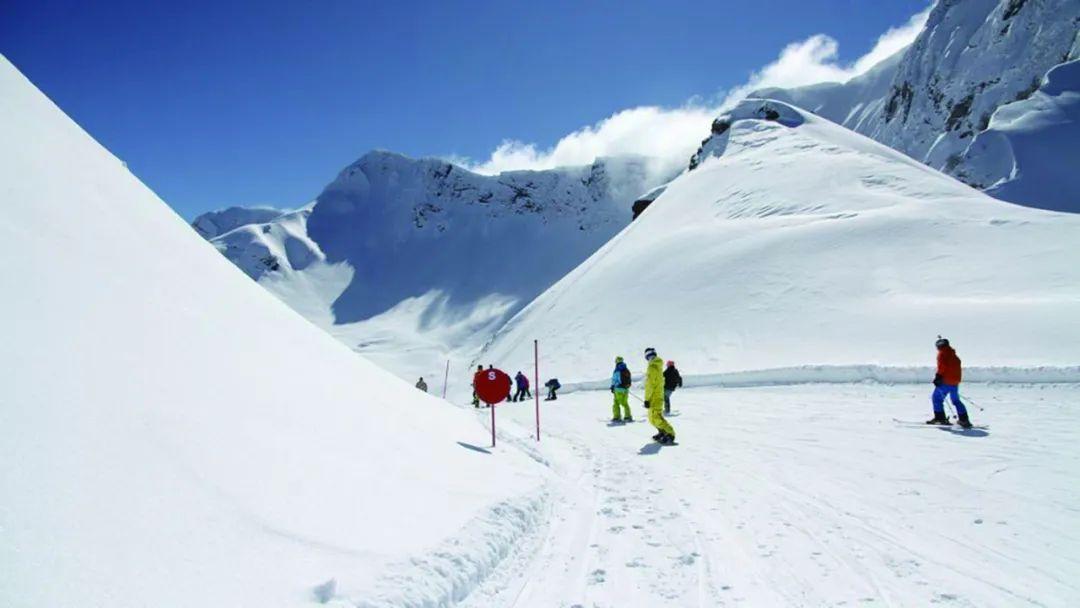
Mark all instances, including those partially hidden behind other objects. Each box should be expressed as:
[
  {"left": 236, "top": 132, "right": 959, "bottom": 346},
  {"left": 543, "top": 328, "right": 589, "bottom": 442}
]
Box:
[{"left": 460, "top": 383, "right": 1080, "bottom": 607}]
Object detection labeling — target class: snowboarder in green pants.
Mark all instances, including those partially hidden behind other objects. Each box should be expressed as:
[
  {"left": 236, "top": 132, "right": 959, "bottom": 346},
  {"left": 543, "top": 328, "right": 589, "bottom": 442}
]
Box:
[
  {"left": 644, "top": 347, "right": 675, "bottom": 443},
  {"left": 610, "top": 356, "right": 633, "bottom": 423}
]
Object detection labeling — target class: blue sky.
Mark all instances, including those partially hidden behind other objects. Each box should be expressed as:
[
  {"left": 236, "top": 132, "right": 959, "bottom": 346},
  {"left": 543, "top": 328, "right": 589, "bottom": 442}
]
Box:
[{"left": 2, "top": 0, "right": 929, "bottom": 219}]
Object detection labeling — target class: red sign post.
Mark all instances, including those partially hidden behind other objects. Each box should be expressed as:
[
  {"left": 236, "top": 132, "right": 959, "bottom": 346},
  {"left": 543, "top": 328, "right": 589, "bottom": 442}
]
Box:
[{"left": 473, "top": 368, "right": 512, "bottom": 447}]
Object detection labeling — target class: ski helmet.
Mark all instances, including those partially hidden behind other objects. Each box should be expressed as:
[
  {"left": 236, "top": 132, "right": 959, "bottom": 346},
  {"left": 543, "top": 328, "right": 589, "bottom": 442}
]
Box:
[
  {"left": 644, "top": 347, "right": 657, "bottom": 360},
  {"left": 615, "top": 356, "right": 624, "bottom": 363},
  {"left": 935, "top": 335, "right": 950, "bottom": 348}
]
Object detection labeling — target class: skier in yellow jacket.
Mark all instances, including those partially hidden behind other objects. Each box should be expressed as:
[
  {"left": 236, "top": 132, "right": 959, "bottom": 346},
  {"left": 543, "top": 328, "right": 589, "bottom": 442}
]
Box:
[{"left": 643, "top": 347, "right": 676, "bottom": 444}]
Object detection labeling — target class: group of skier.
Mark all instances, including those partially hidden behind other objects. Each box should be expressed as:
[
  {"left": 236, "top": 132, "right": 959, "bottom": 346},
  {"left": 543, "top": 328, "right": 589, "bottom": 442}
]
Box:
[
  {"left": 469, "top": 364, "right": 540, "bottom": 407},
  {"left": 460, "top": 335, "right": 973, "bottom": 444},
  {"left": 609, "top": 348, "right": 683, "bottom": 444}
]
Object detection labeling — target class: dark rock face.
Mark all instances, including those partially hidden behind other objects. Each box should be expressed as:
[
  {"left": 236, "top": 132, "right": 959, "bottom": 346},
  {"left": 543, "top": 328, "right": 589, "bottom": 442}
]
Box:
[
  {"left": 1003, "top": 0, "right": 1028, "bottom": 21},
  {"left": 945, "top": 93, "right": 975, "bottom": 131},
  {"left": 884, "top": 81, "right": 914, "bottom": 123},
  {"left": 631, "top": 198, "right": 653, "bottom": 220}
]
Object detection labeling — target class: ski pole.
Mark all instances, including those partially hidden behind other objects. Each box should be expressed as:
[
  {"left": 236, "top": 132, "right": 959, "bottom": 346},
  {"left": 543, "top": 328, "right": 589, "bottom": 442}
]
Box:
[
  {"left": 963, "top": 395, "right": 985, "bottom": 412},
  {"left": 627, "top": 390, "right": 645, "bottom": 403}
]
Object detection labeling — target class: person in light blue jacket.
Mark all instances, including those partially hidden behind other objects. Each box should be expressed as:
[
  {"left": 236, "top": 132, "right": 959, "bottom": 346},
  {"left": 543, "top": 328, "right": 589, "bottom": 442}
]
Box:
[{"left": 610, "top": 356, "right": 633, "bottom": 423}]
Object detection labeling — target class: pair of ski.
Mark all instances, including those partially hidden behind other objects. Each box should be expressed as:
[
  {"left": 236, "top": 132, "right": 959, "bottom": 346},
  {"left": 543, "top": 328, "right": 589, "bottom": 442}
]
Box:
[{"left": 892, "top": 418, "right": 989, "bottom": 430}]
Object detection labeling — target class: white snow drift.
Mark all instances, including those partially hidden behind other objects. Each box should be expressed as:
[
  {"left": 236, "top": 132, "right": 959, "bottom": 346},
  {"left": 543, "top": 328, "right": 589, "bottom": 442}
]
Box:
[
  {"left": 481, "top": 100, "right": 1080, "bottom": 384},
  {"left": 0, "top": 55, "right": 546, "bottom": 608}
]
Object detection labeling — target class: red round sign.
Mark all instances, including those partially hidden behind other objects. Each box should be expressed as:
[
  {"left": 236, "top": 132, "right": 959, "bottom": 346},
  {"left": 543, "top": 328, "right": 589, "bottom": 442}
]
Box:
[{"left": 474, "top": 368, "right": 512, "bottom": 405}]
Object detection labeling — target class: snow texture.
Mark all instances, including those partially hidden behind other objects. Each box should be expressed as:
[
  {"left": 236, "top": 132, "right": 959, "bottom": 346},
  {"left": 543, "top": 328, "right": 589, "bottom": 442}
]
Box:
[
  {"left": 479, "top": 383, "right": 1080, "bottom": 606},
  {"left": 0, "top": 54, "right": 548, "bottom": 608},
  {"left": 754, "top": 0, "right": 1080, "bottom": 212},
  {"left": 482, "top": 99, "right": 1080, "bottom": 385}
]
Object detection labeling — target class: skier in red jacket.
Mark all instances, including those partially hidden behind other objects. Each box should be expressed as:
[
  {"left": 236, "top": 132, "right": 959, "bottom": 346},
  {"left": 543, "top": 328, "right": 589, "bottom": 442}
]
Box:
[{"left": 927, "top": 336, "right": 972, "bottom": 428}]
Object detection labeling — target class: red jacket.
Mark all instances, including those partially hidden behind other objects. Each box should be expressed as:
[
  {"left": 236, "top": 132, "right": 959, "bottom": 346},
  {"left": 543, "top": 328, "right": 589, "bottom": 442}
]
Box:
[{"left": 937, "top": 347, "right": 962, "bottom": 385}]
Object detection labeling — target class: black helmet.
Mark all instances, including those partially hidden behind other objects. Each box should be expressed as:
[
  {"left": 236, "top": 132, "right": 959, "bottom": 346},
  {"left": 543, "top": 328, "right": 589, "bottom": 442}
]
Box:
[{"left": 935, "top": 335, "right": 950, "bottom": 348}]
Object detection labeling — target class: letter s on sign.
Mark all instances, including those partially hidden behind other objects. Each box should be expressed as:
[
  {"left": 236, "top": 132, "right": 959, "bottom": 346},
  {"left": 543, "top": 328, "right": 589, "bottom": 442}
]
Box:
[{"left": 488, "top": 371, "right": 497, "bottom": 381}]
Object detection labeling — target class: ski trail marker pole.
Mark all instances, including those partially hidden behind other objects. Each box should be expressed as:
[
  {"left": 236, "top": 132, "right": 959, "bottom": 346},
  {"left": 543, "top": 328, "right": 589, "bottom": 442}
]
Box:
[
  {"left": 534, "top": 339, "right": 540, "bottom": 441},
  {"left": 441, "top": 359, "right": 450, "bottom": 399}
]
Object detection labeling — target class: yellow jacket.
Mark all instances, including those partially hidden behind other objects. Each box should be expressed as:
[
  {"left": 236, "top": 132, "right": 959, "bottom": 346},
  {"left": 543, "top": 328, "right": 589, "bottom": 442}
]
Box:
[{"left": 644, "top": 355, "right": 664, "bottom": 407}]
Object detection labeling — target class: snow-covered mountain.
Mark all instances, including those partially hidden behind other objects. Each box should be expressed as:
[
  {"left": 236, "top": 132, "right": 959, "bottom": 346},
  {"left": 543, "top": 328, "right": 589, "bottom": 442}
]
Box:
[
  {"left": 481, "top": 99, "right": 1080, "bottom": 384},
  {"left": 0, "top": 54, "right": 546, "bottom": 607},
  {"left": 195, "top": 0, "right": 1078, "bottom": 387},
  {"left": 198, "top": 203, "right": 324, "bottom": 279},
  {"left": 195, "top": 150, "right": 672, "bottom": 383},
  {"left": 309, "top": 151, "right": 664, "bottom": 322},
  {"left": 754, "top": 0, "right": 1080, "bottom": 212}
]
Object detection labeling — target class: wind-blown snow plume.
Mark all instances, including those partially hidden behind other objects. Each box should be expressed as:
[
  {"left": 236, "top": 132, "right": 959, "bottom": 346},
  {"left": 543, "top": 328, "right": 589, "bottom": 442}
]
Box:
[
  {"left": 462, "top": 6, "right": 931, "bottom": 177},
  {"left": 721, "top": 6, "right": 930, "bottom": 107},
  {"left": 468, "top": 104, "right": 717, "bottom": 183}
]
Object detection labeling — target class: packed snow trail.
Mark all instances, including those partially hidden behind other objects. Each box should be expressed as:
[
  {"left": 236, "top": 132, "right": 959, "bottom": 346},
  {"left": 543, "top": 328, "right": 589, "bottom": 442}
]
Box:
[{"left": 465, "top": 383, "right": 1080, "bottom": 607}]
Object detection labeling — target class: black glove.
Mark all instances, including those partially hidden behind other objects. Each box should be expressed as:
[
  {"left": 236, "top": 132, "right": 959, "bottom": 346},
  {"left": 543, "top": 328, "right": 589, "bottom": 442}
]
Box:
[
  {"left": 643, "top": 400, "right": 651, "bottom": 409},
  {"left": 933, "top": 374, "right": 943, "bottom": 387},
  {"left": 610, "top": 387, "right": 615, "bottom": 394}
]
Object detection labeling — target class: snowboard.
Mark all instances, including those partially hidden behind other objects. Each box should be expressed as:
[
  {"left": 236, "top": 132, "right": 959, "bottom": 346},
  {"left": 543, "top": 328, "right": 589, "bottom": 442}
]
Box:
[{"left": 892, "top": 418, "right": 989, "bottom": 430}]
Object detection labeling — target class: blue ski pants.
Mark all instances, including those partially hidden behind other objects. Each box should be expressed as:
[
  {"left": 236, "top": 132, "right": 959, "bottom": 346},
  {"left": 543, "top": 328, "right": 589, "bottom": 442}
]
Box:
[{"left": 932, "top": 384, "right": 968, "bottom": 419}]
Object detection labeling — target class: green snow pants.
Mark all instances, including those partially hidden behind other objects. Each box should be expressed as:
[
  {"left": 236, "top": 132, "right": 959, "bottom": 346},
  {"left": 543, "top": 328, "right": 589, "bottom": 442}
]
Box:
[{"left": 612, "top": 389, "right": 631, "bottom": 419}]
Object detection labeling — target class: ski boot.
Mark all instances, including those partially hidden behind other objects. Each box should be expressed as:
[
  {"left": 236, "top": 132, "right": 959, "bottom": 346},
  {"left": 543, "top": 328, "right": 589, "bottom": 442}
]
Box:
[
  {"left": 925, "top": 414, "right": 950, "bottom": 425},
  {"left": 623, "top": 416, "right": 633, "bottom": 423},
  {"left": 957, "top": 416, "right": 973, "bottom": 429},
  {"left": 611, "top": 417, "right": 623, "bottom": 424},
  {"left": 652, "top": 432, "right": 664, "bottom": 441},
  {"left": 659, "top": 433, "right": 676, "bottom": 445}
]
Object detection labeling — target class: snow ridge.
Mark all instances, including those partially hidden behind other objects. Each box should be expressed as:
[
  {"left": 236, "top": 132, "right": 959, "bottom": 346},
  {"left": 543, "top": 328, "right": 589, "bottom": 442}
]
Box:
[
  {"left": 556, "top": 364, "right": 1080, "bottom": 395},
  {"left": 481, "top": 100, "right": 1080, "bottom": 384},
  {"left": 753, "top": 0, "right": 1080, "bottom": 211}
]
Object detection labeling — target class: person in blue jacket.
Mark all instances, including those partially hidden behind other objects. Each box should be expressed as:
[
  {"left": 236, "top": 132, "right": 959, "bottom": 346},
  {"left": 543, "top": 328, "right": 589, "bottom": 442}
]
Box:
[{"left": 513, "top": 371, "right": 531, "bottom": 402}]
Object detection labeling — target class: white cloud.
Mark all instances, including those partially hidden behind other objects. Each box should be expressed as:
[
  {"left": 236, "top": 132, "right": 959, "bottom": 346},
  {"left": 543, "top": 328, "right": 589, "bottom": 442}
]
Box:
[
  {"left": 721, "top": 5, "right": 931, "bottom": 106},
  {"left": 854, "top": 6, "right": 933, "bottom": 74},
  {"left": 460, "top": 5, "right": 931, "bottom": 177},
  {"left": 470, "top": 105, "right": 718, "bottom": 177}
]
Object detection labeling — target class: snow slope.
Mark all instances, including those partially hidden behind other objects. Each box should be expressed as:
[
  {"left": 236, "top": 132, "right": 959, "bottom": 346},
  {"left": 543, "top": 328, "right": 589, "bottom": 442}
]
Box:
[
  {"left": 481, "top": 100, "right": 1080, "bottom": 385},
  {"left": 202, "top": 203, "right": 324, "bottom": 280},
  {"left": 755, "top": 0, "right": 1080, "bottom": 212},
  {"left": 0, "top": 54, "right": 547, "bottom": 607},
  {"left": 192, "top": 204, "right": 290, "bottom": 239},
  {"left": 960, "top": 58, "right": 1080, "bottom": 210},
  {"left": 479, "top": 383, "right": 1080, "bottom": 606}
]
